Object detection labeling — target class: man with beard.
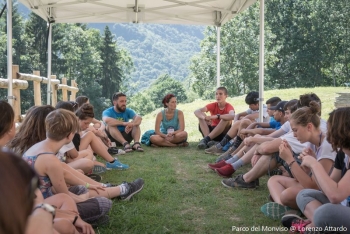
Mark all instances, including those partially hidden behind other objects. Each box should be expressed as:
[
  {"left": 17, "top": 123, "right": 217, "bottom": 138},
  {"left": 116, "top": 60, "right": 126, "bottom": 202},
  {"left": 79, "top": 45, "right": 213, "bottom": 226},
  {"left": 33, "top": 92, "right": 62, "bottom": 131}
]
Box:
[{"left": 103, "top": 92, "right": 144, "bottom": 152}]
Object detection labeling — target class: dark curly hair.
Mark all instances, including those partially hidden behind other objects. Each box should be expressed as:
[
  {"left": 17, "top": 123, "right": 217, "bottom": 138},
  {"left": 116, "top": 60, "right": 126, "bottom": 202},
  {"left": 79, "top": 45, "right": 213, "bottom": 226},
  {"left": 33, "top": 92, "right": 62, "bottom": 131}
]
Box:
[
  {"left": 327, "top": 107, "right": 350, "bottom": 151},
  {"left": 162, "top": 94, "right": 176, "bottom": 108}
]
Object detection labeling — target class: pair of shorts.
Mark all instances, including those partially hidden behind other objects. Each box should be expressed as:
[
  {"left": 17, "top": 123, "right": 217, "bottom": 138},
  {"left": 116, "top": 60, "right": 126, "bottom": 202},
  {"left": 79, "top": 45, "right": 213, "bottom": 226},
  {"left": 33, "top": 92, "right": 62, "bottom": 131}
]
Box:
[
  {"left": 106, "top": 129, "right": 133, "bottom": 146},
  {"left": 273, "top": 151, "right": 301, "bottom": 178},
  {"left": 198, "top": 123, "right": 231, "bottom": 142}
]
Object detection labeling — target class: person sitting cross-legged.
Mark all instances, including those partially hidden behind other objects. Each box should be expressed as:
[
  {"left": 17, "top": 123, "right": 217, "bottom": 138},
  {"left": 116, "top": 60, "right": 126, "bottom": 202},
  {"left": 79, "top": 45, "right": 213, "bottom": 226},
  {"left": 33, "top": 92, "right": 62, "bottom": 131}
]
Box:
[
  {"left": 150, "top": 94, "right": 188, "bottom": 147},
  {"left": 103, "top": 92, "right": 144, "bottom": 152}
]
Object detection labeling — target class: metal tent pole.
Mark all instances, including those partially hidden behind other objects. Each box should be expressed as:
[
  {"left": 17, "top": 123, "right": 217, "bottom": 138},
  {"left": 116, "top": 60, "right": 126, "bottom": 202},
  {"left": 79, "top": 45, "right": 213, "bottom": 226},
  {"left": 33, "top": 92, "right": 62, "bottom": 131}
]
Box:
[
  {"left": 6, "top": 0, "right": 13, "bottom": 105},
  {"left": 217, "top": 25, "right": 221, "bottom": 87},
  {"left": 47, "top": 22, "right": 52, "bottom": 105},
  {"left": 258, "top": 0, "right": 265, "bottom": 122}
]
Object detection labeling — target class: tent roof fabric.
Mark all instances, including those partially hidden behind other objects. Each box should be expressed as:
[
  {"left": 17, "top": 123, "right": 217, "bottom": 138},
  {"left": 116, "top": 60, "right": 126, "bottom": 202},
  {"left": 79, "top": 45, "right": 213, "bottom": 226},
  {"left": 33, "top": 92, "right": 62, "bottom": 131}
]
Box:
[{"left": 18, "top": 0, "right": 257, "bottom": 25}]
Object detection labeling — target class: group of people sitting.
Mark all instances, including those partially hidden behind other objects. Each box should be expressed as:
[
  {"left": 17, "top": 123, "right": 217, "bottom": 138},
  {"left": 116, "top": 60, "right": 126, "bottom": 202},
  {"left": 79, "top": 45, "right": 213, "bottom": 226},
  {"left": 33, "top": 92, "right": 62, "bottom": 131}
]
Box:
[
  {"left": 1, "top": 87, "right": 350, "bottom": 233},
  {"left": 197, "top": 87, "right": 350, "bottom": 233},
  {"left": 0, "top": 94, "right": 146, "bottom": 234}
]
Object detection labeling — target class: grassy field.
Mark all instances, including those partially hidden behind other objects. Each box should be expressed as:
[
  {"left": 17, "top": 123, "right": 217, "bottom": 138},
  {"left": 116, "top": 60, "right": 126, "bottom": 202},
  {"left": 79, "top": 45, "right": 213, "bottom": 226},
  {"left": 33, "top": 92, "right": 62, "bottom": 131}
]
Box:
[{"left": 97, "top": 87, "right": 348, "bottom": 234}]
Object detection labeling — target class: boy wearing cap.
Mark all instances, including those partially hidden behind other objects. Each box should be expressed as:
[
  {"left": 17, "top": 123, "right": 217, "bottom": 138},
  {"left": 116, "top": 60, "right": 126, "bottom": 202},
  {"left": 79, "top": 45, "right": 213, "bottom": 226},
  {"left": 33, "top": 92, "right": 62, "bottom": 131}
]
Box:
[{"left": 239, "top": 100, "right": 288, "bottom": 137}]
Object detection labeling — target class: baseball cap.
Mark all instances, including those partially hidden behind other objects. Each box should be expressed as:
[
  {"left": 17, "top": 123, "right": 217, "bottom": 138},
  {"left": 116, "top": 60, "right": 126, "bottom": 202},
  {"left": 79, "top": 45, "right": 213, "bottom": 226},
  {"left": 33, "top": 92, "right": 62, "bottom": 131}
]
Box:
[{"left": 269, "top": 101, "right": 288, "bottom": 112}]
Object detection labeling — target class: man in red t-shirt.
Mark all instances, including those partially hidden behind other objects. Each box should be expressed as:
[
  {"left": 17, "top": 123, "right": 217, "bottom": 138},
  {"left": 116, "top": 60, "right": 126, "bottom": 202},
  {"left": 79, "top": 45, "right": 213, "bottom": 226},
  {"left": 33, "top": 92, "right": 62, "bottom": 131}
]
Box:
[{"left": 194, "top": 87, "right": 235, "bottom": 149}]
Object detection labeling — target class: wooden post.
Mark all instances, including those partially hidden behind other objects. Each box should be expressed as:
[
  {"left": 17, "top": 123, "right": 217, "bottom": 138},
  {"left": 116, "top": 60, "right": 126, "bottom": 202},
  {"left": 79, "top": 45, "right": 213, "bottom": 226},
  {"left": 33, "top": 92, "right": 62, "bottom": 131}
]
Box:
[
  {"left": 70, "top": 80, "right": 78, "bottom": 101},
  {"left": 12, "top": 65, "right": 21, "bottom": 122},
  {"left": 33, "top": 71, "right": 42, "bottom": 106},
  {"left": 51, "top": 75, "right": 57, "bottom": 107},
  {"left": 62, "top": 78, "right": 68, "bottom": 101}
]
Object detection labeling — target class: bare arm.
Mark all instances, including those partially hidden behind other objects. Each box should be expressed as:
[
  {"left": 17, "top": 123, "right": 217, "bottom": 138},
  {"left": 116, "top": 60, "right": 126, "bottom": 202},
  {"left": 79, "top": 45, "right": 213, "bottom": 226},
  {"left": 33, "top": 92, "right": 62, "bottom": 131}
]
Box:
[
  {"left": 268, "top": 128, "right": 287, "bottom": 138},
  {"left": 234, "top": 111, "right": 248, "bottom": 121},
  {"left": 102, "top": 116, "right": 125, "bottom": 127},
  {"left": 154, "top": 112, "right": 166, "bottom": 137},
  {"left": 303, "top": 156, "right": 350, "bottom": 203},
  {"left": 174, "top": 110, "right": 185, "bottom": 134},
  {"left": 194, "top": 106, "right": 207, "bottom": 120}
]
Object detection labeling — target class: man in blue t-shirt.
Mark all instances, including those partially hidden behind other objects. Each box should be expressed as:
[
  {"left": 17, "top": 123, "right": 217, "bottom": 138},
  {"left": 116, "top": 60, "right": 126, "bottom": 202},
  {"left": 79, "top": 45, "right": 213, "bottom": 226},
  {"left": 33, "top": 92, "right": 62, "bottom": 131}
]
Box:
[{"left": 102, "top": 92, "right": 143, "bottom": 152}]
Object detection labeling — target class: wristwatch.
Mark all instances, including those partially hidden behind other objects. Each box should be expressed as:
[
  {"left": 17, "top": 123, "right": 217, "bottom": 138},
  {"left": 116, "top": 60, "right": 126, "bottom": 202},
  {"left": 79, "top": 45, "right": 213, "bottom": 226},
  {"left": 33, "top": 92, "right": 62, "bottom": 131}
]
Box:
[
  {"left": 217, "top": 114, "right": 221, "bottom": 119},
  {"left": 33, "top": 203, "right": 56, "bottom": 219}
]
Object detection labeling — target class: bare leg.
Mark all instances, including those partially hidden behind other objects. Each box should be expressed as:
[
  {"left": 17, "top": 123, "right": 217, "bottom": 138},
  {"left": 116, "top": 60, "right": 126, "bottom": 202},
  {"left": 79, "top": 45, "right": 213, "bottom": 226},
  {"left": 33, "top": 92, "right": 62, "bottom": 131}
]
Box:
[
  {"left": 150, "top": 131, "right": 188, "bottom": 147},
  {"left": 256, "top": 138, "right": 282, "bottom": 155},
  {"left": 197, "top": 118, "right": 210, "bottom": 137},
  {"left": 131, "top": 125, "right": 141, "bottom": 143},
  {"left": 150, "top": 135, "right": 177, "bottom": 147},
  {"left": 79, "top": 132, "right": 114, "bottom": 162},
  {"left": 53, "top": 219, "right": 78, "bottom": 234},
  {"left": 106, "top": 125, "right": 128, "bottom": 145},
  {"left": 208, "top": 120, "right": 231, "bottom": 139},
  {"left": 67, "top": 158, "right": 94, "bottom": 174},
  {"left": 267, "top": 176, "right": 300, "bottom": 205},
  {"left": 281, "top": 186, "right": 303, "bottom": 209},
  {"left": 243, "top": 155, "right": 278, "bottom": 183}
]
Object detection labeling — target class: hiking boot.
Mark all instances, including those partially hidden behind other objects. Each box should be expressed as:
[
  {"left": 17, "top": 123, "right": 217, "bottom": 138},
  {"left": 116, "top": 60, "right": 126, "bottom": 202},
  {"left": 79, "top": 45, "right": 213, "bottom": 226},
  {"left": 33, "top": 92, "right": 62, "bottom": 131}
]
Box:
[
  {"left": 106, "top": 160, "right": 129, "bottom": 170},
  {"left": 260, "top": 202, "right": 294, "bottom": 220},
  {"left": 205, "top": 145, "right": 224, "bottom": 155},
  {"left": 282, "top": 214, "right": 311, "bottom": 231},
  {"left": 92, "top": 165, "right": 107, "bottom": 174},
  {"left": 221, "top": 174, "right": 258, "bottom": 189},
  {"left": 208, "top": 160, "right": 228, "bottom": 171},
  {"left": 215, "top": 164, "right": 235, "bottom": 178},
  {"left": 120, "top": 178, "right": 144, "bottom": 201},
  {"left": 87, "top": 173, "right": 102, "bottom": 182},
  {"left": 197, "top": 139, "right": 208, "bottom": 149},
  {"left": 215, "top": 146, "right": 236, "bottom": 162}
]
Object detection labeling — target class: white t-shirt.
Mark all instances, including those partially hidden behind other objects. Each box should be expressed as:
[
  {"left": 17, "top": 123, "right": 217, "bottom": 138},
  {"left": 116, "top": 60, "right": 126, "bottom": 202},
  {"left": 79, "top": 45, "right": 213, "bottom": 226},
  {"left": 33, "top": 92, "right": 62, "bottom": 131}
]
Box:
[
  {"left": 56, "top": 141, "right": 75, "bottom": 162},
  {"left": 306, "top": 137, "right": 336, "bottom": 162},
  {"left": 246, "top": 105, "right": 269, "bottom": 122},
  {"left": 280, "top": 121, "right": 291, "bottom": 134}
]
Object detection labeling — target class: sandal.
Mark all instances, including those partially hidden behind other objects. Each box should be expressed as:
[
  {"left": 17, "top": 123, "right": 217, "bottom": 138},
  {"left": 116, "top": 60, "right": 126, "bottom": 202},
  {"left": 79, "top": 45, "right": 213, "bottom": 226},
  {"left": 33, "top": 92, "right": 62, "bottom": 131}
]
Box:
[
  {"left": 123, "top": 142, "right": 133, "bottom": 153},
  {"left": 132, "top": 142, "right": 144, "bottom": 152}
]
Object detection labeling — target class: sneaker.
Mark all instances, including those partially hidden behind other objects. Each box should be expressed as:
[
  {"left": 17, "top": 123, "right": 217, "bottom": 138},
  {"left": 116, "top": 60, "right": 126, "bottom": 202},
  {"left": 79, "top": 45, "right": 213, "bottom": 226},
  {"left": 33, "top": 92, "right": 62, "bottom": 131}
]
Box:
[
  {"left": 282, "top": 214, "right": 311, "bottom": 231},
  {"left": 92, "top": 165, "right": 107, "bottom": 174},
  {"left": 205, "top": 145, "right": 224, "bottom": 155},
  {"left": 208, "top": 160, "right": 228, "bottom": 171},
  {"left": 215, "top": 164, "right": 235, "bottom": 178},
  {"left": 197, "top": 139, "right": 208, "bottom": 149},
  {"left": 221, "top": 174, "right": 258, "bottom": 189},
  {"left": 87, "top": 173, "right": 102, "bottom": 182},
  {"left": 260, "top": 202, "right": 293, "bottom": 220},
  {"left": 222, "top": 141, "right": 233, "bottom": 151},
  {"left": 207, "top": 141, "right": 219, "bottom": 148},
  {"left": 120, "top": 178, "right": 144, "bottom": 201},
  {"left": 106, "top": 160, "right": 129, "bottom": 170},
  {"left": 215, "top": 146, "right": 236, "bottom": 162}
]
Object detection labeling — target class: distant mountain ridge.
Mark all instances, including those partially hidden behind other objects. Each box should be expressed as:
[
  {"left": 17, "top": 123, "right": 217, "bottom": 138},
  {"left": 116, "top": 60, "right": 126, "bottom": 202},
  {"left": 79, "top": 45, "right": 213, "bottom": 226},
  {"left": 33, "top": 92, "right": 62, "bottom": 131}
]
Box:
[
  {"left": 89, "top": 23, "right": 205, "bottom": 91},
  {"left": 17, "top": 2, "right": 205, "bottom": 91}
]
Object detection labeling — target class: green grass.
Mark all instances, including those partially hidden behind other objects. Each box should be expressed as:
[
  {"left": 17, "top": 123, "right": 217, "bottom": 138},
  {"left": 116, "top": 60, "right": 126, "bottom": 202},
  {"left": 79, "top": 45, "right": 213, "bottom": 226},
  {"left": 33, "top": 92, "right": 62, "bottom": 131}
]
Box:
[{"left": 97, "top": 87, "right": 348, "bottom": 234}]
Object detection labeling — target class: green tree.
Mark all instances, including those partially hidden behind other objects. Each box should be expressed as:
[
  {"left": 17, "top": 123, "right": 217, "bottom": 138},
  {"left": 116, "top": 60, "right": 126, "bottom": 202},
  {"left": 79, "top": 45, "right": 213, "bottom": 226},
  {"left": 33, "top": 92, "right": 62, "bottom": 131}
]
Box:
[
  {"left": 128, "top": 93, "right": 155, "bottom": 116},
  {"left": 147, "top": 74, "right": 188, "bottom": 108}
]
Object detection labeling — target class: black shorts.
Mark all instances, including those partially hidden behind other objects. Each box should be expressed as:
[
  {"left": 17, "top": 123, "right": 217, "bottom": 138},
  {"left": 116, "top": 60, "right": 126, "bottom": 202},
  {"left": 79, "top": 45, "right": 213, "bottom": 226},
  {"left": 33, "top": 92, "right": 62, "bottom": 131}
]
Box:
[
  {"left": 105, "top": 128, "right": 133, "bottom": 146},
  {"left": 198, "top": 123, "right": 231, "bottom": 142}
]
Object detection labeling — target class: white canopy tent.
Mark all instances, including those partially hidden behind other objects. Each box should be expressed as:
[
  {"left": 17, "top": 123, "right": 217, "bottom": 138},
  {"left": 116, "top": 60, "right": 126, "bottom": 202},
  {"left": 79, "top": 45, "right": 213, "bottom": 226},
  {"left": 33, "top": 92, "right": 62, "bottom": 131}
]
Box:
[{"left": 7, "top": 0, "right": 265, "bottom": 120}]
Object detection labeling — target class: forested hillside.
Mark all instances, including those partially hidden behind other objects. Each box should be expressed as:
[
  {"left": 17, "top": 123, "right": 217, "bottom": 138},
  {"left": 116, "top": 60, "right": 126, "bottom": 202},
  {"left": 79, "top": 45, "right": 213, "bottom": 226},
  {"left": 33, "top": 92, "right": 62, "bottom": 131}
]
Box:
[{"left": 89, "top": 23, "right": 204, "bottom": 92}]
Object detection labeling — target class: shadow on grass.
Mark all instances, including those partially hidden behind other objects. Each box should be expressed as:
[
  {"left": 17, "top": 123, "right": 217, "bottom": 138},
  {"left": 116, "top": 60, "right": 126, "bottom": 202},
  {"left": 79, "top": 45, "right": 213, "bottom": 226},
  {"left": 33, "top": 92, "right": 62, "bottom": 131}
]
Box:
[{"left": 97, "top": 142, "right": 285, "bottom": 234}]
